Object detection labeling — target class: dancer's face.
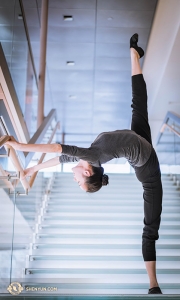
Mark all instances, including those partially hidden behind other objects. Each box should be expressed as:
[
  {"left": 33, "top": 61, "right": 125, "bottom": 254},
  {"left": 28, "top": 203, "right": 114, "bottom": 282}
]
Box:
[{"left": 72, "top": 161, "right": 92, "bottom": 191}]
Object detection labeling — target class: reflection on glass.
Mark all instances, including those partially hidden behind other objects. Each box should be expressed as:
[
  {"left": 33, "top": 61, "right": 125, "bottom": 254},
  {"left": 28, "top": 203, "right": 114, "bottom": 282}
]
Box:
[
  {"left": 0, "top": 169, "right": 45, "bottom": 295},
  {"left": 0, "top": 0, "right": 38, "bottom": 138},
  {"left": 0, "top": 174, "right": 16, "bottom": 293},
  {"left": 10, "top": 173, "right": 45, "bottom": 290}
]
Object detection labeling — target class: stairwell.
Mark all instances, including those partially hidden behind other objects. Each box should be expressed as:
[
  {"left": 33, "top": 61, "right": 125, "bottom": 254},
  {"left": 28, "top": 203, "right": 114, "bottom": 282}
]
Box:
[{"left": 21, "top": 173, "right": 180, "bottom": 296}]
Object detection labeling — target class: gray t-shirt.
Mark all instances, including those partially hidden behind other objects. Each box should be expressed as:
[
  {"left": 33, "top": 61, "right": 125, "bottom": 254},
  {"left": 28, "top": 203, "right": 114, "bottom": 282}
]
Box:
[{"left": 59, "top": 129, "right": 152, "bottom": 167}]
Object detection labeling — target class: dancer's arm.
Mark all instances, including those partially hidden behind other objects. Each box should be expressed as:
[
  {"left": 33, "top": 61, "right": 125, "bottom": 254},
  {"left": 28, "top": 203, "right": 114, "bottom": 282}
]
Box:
[
  {"left": 24, "top": 156, "right": 60, "bottom": 178},
  {"left": 5, "top": 139, "right": 62, "bottom": 153}
]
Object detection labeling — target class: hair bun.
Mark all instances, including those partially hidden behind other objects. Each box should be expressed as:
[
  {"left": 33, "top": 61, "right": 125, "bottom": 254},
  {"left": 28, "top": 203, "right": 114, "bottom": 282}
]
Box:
[{"left": 102, "top": 174, "right": 109, "bottom": 186}]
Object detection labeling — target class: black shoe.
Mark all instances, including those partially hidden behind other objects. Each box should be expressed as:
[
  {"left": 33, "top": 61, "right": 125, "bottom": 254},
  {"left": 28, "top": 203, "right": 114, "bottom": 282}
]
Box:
[
  {"left": 148, "top": 287, "right": 162, "bottom": 294},
  {"left": 130, "top": 33, "right": 144, "bottom": 58}
]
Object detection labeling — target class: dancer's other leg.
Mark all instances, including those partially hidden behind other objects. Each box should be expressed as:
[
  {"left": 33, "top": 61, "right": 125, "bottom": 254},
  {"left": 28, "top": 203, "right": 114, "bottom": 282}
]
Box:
[{"left": 130, "top": 47, "right": 160, "bottom": 290}]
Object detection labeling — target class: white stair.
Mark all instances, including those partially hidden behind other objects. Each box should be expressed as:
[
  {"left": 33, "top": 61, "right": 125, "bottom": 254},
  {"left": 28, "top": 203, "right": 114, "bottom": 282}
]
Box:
[{"left": 21, "top": 173, "right": 180, "bottom": 295}]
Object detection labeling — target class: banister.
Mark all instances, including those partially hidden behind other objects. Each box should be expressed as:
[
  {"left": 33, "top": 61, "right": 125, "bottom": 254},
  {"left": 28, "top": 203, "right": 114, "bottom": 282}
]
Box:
[
  {"left": 160, "top": 123, "right": 180, "bottom": 138},
  {"left": 29, "top": 121, "right": 60, "bottom": 188},
  {"left": 5, "top": 145, "right": 30, "bottom": 192},
  {"left": 25, "top": 109, "right": 57, "bottom": 167},
  {"left": 156, "top": 111, "right": 180, "bottom": 145}
]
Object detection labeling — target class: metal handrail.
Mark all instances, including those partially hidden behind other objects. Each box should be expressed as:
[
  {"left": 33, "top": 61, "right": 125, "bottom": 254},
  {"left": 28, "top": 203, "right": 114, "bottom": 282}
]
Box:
[{"left": 156, "top": 111, "right": 180, "bottom": 145}]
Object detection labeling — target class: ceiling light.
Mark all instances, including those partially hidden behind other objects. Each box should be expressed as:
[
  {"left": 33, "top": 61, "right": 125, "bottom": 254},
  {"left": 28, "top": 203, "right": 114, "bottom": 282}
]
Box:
[
  {"left": 18, "top": 14, "right": 23, "bottom": 20},
  {"left": 69, "top": 95, "right": 77, "bottom": 99},
  {"left": 64, "top": 15, "right": 73, "bottom": 21},
  {"left": 66, "top": 61, "right": 75, "bottom": 66}
]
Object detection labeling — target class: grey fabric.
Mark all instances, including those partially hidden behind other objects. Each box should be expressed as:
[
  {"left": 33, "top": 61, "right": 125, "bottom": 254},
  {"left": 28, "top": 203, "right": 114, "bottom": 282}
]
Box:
[
  {"left": 59, "top": 129, "right": 152, "bottom": 167},
  {"left": 59, "top": 154, "right": 79, "bottom": 164}
]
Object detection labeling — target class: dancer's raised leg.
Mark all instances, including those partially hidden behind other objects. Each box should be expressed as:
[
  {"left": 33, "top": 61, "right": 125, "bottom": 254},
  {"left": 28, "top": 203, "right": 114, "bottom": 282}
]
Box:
[
  {"left": 130, "top": 48, "right": 152, "bottom": 145},
  {"left": 130, "top": 48, "right": 142, "bottom": 75},
  {"left": 130, "top": 37, "right": 161, "bottom": 293}
]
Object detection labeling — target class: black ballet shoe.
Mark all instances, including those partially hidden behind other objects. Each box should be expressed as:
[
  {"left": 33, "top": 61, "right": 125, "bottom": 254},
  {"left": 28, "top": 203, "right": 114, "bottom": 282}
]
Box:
[
  {"left": 130, "top": 33, "right": 139, "bottom": 47},
  {"left": 148, "top": 287, "right": 162, "bottom": 294},
  {"left": 130, "top": 33, "right": 144, "bottom": 58}
]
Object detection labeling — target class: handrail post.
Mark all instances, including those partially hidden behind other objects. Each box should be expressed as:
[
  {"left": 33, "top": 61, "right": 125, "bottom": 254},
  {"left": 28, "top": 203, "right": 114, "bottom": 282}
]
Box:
[
  {"left": 29, "top": 121, "right": 60, "bottom": 188},
  {"left": 37, "top": 0, "right": 49, "bottom": 128},
  {"left": 61, "top": 132, "right": 65, "bottom": 172}
]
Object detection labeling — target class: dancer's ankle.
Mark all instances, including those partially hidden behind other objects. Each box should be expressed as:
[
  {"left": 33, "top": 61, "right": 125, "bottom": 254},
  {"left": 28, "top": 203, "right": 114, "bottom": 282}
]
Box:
[{"left": 149, "top": 281, "right": 159, "bottom": 289}]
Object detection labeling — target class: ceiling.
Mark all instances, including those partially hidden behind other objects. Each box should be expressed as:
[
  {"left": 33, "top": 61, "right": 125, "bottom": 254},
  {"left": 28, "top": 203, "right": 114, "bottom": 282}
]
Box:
[
  {"left": 1, "top": 0, "right": 180, "bottom": 165},
  {"left": 22, "top": 0, "right": 157, "bottom": 143}
]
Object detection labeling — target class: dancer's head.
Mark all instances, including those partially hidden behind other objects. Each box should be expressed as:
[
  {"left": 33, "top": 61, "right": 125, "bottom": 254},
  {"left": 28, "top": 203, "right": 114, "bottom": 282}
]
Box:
[
  {"left": 85, "top": 165, "right": 109, "bottom": 193},
  {"left": 72, "top": 160, "right": 109, "bottom": 192}
]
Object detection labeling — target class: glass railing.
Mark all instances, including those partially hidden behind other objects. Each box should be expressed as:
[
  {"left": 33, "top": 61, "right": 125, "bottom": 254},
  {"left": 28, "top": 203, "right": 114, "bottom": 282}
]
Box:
[
  {"left": 156, "top": 112, "right": 180, "bottom": 147},
  {"left": 0, "top": 0, "right": 38, "bottom": 138},
  {"left": 156, "top": 110, "right": 180, "bottom": 176},
  {"left": 0, "top": 5, "right": 59, "bottom": 290},
  {"left": 0, "top": 119, "right": 59, "bottom": 296},
  {"left": 0, "top": 175, "right": 16, "bottom": 294},
  {"left": 0, "top": 168, "right": 47, "bottom": 295},
  {"left": 0, "top": 1, "right": 61, "bottom": 297},
  {"left": 156, "top": 111, "right": 180, "bottom": 164}
]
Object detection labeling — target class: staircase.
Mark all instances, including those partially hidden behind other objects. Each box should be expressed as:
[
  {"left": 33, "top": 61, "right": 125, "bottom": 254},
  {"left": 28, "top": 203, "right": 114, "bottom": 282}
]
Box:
[
  {"left": 21, "top": 173, "right": 180, "bottom": 296},
  {"left": 0, "top": 173, "right": 47, "bottom": 293}
]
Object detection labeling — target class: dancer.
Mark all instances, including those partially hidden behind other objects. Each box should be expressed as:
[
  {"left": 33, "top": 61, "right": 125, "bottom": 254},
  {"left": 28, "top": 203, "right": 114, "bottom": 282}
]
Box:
[{"left": 4, "top": 34, "right": 163, "bottom": 294}]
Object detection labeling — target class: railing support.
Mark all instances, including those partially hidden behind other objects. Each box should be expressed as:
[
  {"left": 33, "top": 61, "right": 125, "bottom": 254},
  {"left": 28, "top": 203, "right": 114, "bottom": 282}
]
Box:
[
  {"left": 156, "top": 111, "right": 180, "bottom": 145},
  {"left": 160, "top": 123, "right": 180, "bottom": 138},
  {"left": 29, "top": 121, "right": 60, "bottom": 188},
  {"left": 37, "top": 0, "right": 49, "bottom": 128}
]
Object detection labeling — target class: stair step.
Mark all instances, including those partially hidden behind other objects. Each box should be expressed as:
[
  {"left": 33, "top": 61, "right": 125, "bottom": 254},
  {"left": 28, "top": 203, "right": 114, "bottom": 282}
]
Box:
[
  {"left": 31, "top": 248, "right": 180, "bottom": 256},
  {"left": 28, "top": 254, "right": 180, "bottom": 262},
  {"left": 25, "top": 267, "right": 180, "bottom": 275}
]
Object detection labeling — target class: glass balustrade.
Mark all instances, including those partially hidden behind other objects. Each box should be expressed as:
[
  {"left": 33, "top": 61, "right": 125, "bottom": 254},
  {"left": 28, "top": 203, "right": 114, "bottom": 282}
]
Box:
[
  {"left": 0, "top": 170, "right": 47, "bottom": 295},
  {"left": 0, "top": 0, "right": 38, "bottom": 138},
  {"left": 0, "top": 175, "right": 16, "bottom": 293}
]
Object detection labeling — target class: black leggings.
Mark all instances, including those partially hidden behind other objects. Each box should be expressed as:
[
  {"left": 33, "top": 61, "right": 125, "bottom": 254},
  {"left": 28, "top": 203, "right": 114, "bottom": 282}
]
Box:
[{"left": 131, "top": 74, "right": 163, "bottom": 261}]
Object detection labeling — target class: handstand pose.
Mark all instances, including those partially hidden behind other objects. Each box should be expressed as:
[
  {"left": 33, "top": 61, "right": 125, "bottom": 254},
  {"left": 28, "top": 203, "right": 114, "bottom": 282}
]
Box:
[{"left": 5, "top": 34, "right": 163, "bottom": 294}]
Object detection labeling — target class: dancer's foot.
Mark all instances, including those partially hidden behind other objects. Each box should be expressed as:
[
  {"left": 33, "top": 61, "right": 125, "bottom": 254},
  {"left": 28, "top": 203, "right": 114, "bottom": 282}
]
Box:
[
  {"left": 148, "top": 286, "right": 162, "bottom": 294},
  {"left": 130, "top": 33, "right": 144, "bottom": 58}
]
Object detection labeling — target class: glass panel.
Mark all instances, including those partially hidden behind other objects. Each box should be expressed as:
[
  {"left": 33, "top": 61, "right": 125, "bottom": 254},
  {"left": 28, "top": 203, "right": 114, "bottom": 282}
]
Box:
[
  {"left": 0, "top": 0, "right": 38, "bottom": 138},
  {"left": 0, "top": 172, "right": 16, "bottom": 294},
  {"left": 0, "top": 167, "right": 46, "bottom": 295},
  {"left": 10, "top": 173, "right": 45, "bottom": 294}
]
